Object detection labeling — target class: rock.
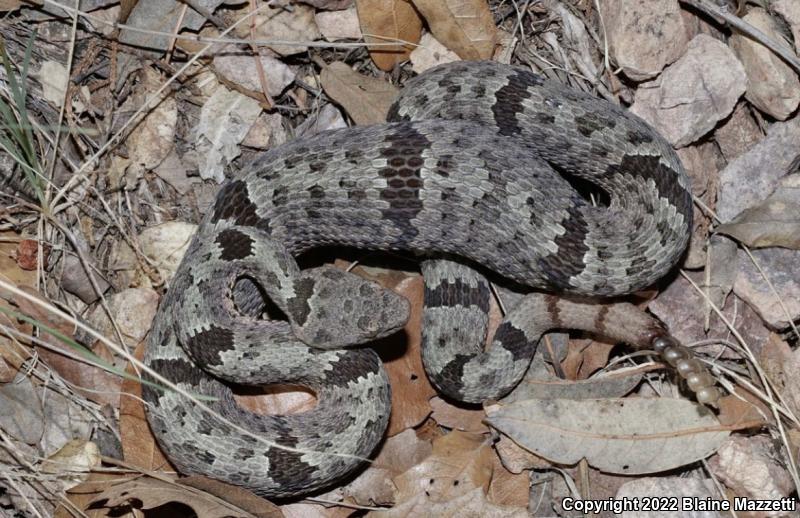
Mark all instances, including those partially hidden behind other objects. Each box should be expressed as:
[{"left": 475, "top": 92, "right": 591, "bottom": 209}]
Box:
[
  {"left": 410, "top": 33, "right": 460, "bottom": 73},
  {"left": 617, "top": 477, "right": 720, "bottom": 518},
  {"left": 295, "top": 103, "right": 347, "bottom": 137},
  {"left": 213, "top": 53, "right": 296, "bottom": 98},
  {"left": 730, "top": 8, "right": 800, "bottom": 120},
  {"left": 649, "top": 271, "right": 770, "bottom": 358},
  {"left": 733, "top": 247, "right": 800, "bottom": 330},
  {"left": 242, "top": 111, "right": 288, "bottom": 150},
  {"left": 675, "top": 143, "right": 723, "bottom": 268},
  {"left": 316, "top": 5, "right": 361, "bottom": 41},
  {"left": 599, "top": 0, "right": 687, "bottom": 80},
  {"left": 88, "top": 288, "right": 159, "bottom": 347},
  {"left": 154, "top": 150, "right": 196, "bottom": 195},
  {"left": 773, "top": 0, "right": 800, "bottom": 54},
  {"left": 708, "top": 435, "right": 794, "bottom": 504},
  {"left": 717, "top": 116, "right": 800, "bottom": 222},
  {"left": 139, "top": 221, "right": 198, "bottom": 281},
  {"left": 704, "top": 235, "right": 739, "bottom": 330},
  {"left": 60, "top": 252, "right": 111, "bottom": 304},
  {"left": 713, "top": 102, "right": 763, "bottom": 163},
  {"left": 0, "top": 372, "right": 43, "bottom": 445},
  {"left": 247, "top": 3, "right": 321, "bottom": 56},
  {"left": 631, "top": 34, "right": 746, "bottom": 147},
  {"left": 194, "top": 86, "right": 263, "bottom": 182}
]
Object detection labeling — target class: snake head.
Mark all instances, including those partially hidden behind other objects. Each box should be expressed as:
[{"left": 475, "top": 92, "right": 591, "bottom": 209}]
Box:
[{"left": 286, "top": 266, "right": 410, "bottom": 349}]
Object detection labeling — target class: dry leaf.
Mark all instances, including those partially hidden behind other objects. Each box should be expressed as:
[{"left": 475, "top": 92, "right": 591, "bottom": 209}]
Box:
[
  {"left": 33, "top": 329, "right": 123, "bottom": 408},
  {"left": 429, "top": 396, "right": 487, "bottom": 433},
  {"left": 486, "top": 450, "right": 531, "bottom": 507},
  {"left": 369, "top": 431, "right": 531, "bottom": 515},
  {"left": 374, "top": 274, "right": 437, "bottom": 435},
  {"left": 716, "top": 388, "right": 771, "bottom": 428},
  {"left": 40, "top": 439, "right": 102, "bottom": 491},
  {"left": 90, "top": 477, "right": 282, "bottom": 518},
  {"left": 486, "top": 398, "right": 730, "bottom": 474},
  {"left": 0, "top": 232, "right": 42, "bottom": 371},
  {"left": 411, "top": 0, "right": 497, "bottom": 60},
  {"left": 0, "top": 0, "right": 25, "bottom": 12},
  {"left": 35, "top": 61, "right": 69, "bottom": 108},
  {"left": 493, "top": 434, "right": 551, "bottom": 473},
  {"left": 179, "top": 476, "right": 284, "bottom": 518},
  {"left": 119, "top": 342, "right": 174, "bottom": 471},
  {"left": 0, "top": 357, "right": 14, "bottom": 383},
  {"left": 16, "top": 238, "right": 45, "bottom": 271},
  {"left": 377, "top": 487, "right": 528, "bottom": 517},
  {"left": 320, "top": 61, "right": 400, "bottom": 125},
  {"left": 355, "top": 0, "right": 423, "bottom": 71},
  {"left": 54, "top": 472, "right": 128, "bottom": 518},
  {"left": 391, "top": 430, "right": 493, "bottom": 503},
  {"left": 337, "top": 428, "right": 433, "bottom": 505},
  {"left": 561, "top": 338, "right": 617, "bottom": 380},
  {"left": 335, "top": 263, "right": 435, "bottom": 436},
  {"left": 501, "top": 354, "right": 645, "bottom": 403}
]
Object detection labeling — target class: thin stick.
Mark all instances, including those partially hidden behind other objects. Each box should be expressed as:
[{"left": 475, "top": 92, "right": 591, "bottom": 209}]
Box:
[{"left": 679, "top": 0, "right": 800, "bottom": 74}]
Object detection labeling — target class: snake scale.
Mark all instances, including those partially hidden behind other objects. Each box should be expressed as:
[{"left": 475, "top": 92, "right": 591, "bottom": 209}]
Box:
[{"left": 143, "top": 61, "right": 721, "bottom": 498}]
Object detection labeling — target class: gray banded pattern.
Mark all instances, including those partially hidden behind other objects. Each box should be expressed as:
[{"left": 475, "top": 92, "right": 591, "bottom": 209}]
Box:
[{"left": 144, "top": 61, "right": 697, "bottom": 498}]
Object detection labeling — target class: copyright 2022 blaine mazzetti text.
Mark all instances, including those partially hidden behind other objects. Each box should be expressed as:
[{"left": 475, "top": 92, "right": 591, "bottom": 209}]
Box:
[{"left": 561, "top": 496, "right": 797, "bottom": 514}]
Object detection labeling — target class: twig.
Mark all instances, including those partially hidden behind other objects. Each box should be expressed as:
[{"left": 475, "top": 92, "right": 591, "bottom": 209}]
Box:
[
  {"left": 248, "top": 0, "right": 275, "bottom": 108},
  {"left": 679, "top": 0, "right": 800, "bottom": 75},
  {"left": 41, "top": 0, "right": 416, "bottom": 50}
]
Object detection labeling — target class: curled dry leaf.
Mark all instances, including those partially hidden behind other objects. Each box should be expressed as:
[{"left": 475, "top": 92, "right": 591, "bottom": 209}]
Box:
[
  {"left": 411, "top": 0, "right": 497, "bottom": 60},
  {"left": 355, "top": 0, "right": 423, "bottom": 71},
  {"left": 319, "top": 61, "right": 400, "bottom": 125},
  {"left": 486, "top": 451, "right": 531, "bottom": 508},
  {"left": 429, "top": 396, "right": 487, "bottom": 433},
  {"left": 90, "top": 476, "right": 282, "bottom": 518},
  {"left": 500, "top": 350, "right": 645, "bottom": 404},
  {"left": 40, "top": 439, "right": 101, "bottom": 492},
  {"left": 716, "top": 173, "right": 800, "bottom": 249},
  {"left": 486, "top": 398, "right": 730, "bottom": 474},
  {"left": 355, "top": 270, "right": 436, "bottom": 435},
  {"left": 370, "top": 430, "right": 530, "bottom": 516},
  {"left": 493, "top": 435, "right": 551, "bottom": 474}
]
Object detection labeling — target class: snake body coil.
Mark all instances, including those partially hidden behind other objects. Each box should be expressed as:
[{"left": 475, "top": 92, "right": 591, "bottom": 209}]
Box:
[{"left": 144, "top": 61, "right": 697, "bottom": 498}]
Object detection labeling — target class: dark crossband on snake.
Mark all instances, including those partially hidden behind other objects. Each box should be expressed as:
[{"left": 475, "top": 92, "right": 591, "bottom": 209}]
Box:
[{"left": 143, "top": 61, "right": 722, "bottom": 498}]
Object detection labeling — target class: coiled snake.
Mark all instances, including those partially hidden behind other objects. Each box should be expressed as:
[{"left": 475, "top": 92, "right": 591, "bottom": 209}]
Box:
[{"left": 143, "top": 61, "right": 721, "bottom": 498}]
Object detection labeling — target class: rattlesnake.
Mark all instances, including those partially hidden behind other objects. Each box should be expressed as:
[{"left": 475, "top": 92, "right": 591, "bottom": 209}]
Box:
[{"left": 143, "top": 61, "right": 720, "bottom": 498}]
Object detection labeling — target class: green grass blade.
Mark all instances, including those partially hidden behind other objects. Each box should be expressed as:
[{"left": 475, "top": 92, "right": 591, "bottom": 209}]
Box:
[{"left": 0, "top": 305, "right": 217, "bottom": 402}]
